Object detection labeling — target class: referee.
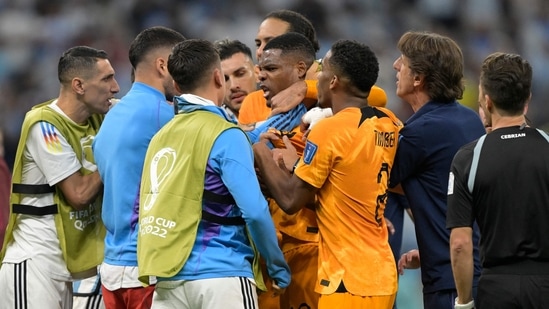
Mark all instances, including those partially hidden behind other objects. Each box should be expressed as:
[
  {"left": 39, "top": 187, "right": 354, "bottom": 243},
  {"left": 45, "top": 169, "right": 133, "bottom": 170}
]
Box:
[{"left": 447, "top": 52, "right": 549, "bottom": 309}]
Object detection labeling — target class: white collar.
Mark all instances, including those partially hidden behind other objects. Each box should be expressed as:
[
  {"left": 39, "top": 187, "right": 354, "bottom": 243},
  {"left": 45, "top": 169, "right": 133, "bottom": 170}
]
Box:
[{"left": 179, "top": 93, "right": 216, "bottom": 106}]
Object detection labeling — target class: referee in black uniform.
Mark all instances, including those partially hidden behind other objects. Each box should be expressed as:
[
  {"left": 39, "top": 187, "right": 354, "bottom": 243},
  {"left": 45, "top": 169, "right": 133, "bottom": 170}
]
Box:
[{"left": 446, "top": 52, "right": 549, "bottom": 309}]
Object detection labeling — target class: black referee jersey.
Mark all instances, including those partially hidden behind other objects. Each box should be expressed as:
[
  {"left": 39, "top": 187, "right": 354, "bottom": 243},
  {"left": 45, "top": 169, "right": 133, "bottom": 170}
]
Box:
[{"left": 447, "top": 125, "right": 549, "bottom": 273}]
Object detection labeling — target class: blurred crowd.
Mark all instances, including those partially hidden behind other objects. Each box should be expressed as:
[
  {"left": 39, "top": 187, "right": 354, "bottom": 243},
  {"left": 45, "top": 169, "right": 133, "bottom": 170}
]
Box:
[{"left": 1, "top": 0, "right": 548, "bottom": 168}]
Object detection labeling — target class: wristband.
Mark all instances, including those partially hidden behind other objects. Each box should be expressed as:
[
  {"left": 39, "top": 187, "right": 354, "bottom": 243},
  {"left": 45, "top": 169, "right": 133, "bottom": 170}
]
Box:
[
  {"left": 454, "top": 297, "right": 474, "bottom": 309},
  {"left": 291, "top": 158, "right": 300, "bottom": 174}
]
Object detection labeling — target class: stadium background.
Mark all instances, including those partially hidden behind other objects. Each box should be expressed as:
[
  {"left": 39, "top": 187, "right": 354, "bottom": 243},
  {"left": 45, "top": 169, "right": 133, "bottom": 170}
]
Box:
[{"left": 1, "top": 1, "right": 548, "bottom": 307}]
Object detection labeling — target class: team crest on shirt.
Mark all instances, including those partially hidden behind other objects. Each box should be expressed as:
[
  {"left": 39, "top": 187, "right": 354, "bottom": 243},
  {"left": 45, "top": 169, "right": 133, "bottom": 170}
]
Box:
[{"left": 303, "top": 140, "right": 318, "bottom": 164}]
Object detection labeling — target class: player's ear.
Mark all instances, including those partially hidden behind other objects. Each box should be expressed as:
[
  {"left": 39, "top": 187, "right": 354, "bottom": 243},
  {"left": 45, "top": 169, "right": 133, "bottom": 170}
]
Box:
[
  {"left": 173, "top": 80, "right": 182, "bottom": 94},
  {"left": 329, "top": 74, "right": 338, "bottom": 90},
  {"left": 72, "top": 77, "right": 85, "bottom": 95},
  {"left": 156, "top": 57, "right": 169, "bottom": 77},
  {"left": 297, "top": 61, "right": 308, "bottom": 79},
  {"left": 214, "top": 68, "right": 223, "bottom": 89}
]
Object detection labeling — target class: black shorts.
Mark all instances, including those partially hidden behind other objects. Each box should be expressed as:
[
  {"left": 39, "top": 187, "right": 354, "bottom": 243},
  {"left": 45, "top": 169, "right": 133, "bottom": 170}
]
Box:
[{"left": 478, "top": 273, "right": 549, "bottom": 309}]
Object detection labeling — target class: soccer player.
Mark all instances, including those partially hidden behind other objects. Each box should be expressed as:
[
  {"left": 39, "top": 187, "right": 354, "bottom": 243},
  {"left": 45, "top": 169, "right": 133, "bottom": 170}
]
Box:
[
  {"left": 214, "top": 39, "right": 257, "bottom": 119},
  {"left": 254, "top": 39, "right": 401, "bottom": 309},
  {"left": 255, "top": 31, "right": 320, "bottom": 309},
  {"left": 239, "top": 9, "right": 387, "bottom": 126},
  {"left": 137, "top": 38, "right": 290, "bottom": 309},
  {"left": 92, "top": 26, "right": 185, "bottom": 309},
  {"left": 0, "top": 46, "right": 119, "bottom": 308}
]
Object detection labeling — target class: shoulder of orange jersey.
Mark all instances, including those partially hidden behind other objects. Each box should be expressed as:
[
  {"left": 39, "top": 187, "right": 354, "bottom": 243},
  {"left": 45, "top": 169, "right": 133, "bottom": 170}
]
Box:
[
  {"left": 368, "top": 85, "right": 387, "bottom": 108},
  {"left": 238, "top": 90, "right": 270, "bottom": 124}
]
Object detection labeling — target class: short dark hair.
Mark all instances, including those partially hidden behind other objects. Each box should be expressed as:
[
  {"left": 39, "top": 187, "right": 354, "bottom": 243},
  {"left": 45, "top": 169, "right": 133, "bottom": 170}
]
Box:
[
  {"left": 263, "top": 32, "right": 316, "bottom": 70},
  {"left": 397, "top": 31, "right": 464, "bottom": 103},
  {"left": 129, "top": 26, "right": 186, "bottom": 68},
  {"left": 265, "top": 9, "right": 320, "bottom": 53},
  {"left": 168, "top": 39, "right": 220, "bottom": 93},
  {"left": 480, "top": 52, "right": 532, "bottom": 115},
  {"left": 329, "top": 40, "right": 379, "bottom": 95},
  {"left": 58, "top": 46, "right": 108, "bottom": 84},
  {"left": 214, "top": 39, "right": 253, "bottom": 61}
]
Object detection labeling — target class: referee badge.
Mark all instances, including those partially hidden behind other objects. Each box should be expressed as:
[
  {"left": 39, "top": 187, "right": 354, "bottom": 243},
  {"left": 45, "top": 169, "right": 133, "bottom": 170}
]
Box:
[{"left": 447, "top": 171, "right": 454, "bottom": 195}]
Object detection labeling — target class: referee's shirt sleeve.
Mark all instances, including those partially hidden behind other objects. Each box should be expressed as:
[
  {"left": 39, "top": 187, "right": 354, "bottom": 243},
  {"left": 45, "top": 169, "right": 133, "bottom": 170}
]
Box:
[{"left": 446, "top": 146, "right": 476, "bottom": 229}]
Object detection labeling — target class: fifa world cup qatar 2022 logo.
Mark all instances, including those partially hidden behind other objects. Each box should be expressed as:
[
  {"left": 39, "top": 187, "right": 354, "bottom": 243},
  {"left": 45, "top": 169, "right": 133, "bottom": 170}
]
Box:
[{"left": 142, "top": 147, "right": 177, "bottom": 212}]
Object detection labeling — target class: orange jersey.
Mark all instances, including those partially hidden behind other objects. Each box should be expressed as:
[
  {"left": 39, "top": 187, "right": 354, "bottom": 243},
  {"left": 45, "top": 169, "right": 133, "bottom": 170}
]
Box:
[
  {"left": 238, "top": 90, "right": 270, "bottom": 125},
  {"left": 268, "top": 125, "right": 313, "bottom": 242},
  {"left": 237, "top": 83, "right": 387, "bottom": 125},
  {"left": 295, "top": 106, "right": 401, "bottom": 296},
  {"left": 245, "top": 94, "right": 318, "bottom": 309}
]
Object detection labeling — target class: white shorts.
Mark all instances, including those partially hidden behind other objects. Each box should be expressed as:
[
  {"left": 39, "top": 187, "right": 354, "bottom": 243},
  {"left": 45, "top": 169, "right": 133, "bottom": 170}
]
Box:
[
  {"left": 0, "top": 259, "right": 72, "bottom": 308},
  {"left": 73, "top": 293, "right": 104, "bottom": 309},
  {"left": 73, "top": 275, "right": 105, "bottom": 309},
  {"left": 152, "top": 277, "right": 258, "bottom": 309}
]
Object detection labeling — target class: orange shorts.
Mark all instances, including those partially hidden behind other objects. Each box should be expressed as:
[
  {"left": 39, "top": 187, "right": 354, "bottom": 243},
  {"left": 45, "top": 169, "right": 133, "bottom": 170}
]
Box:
[
  {"left": 280, "top": 236, "right": 319, "bottom": 309},
  {"left": 318, "top": 292, "right": 396, "bottom": 309},
  {"left": 258, "top": 235, "right": 319, "bottom": 309},
  {"left": 258, "top": 265, "right": 281, "bottom": 309}
]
